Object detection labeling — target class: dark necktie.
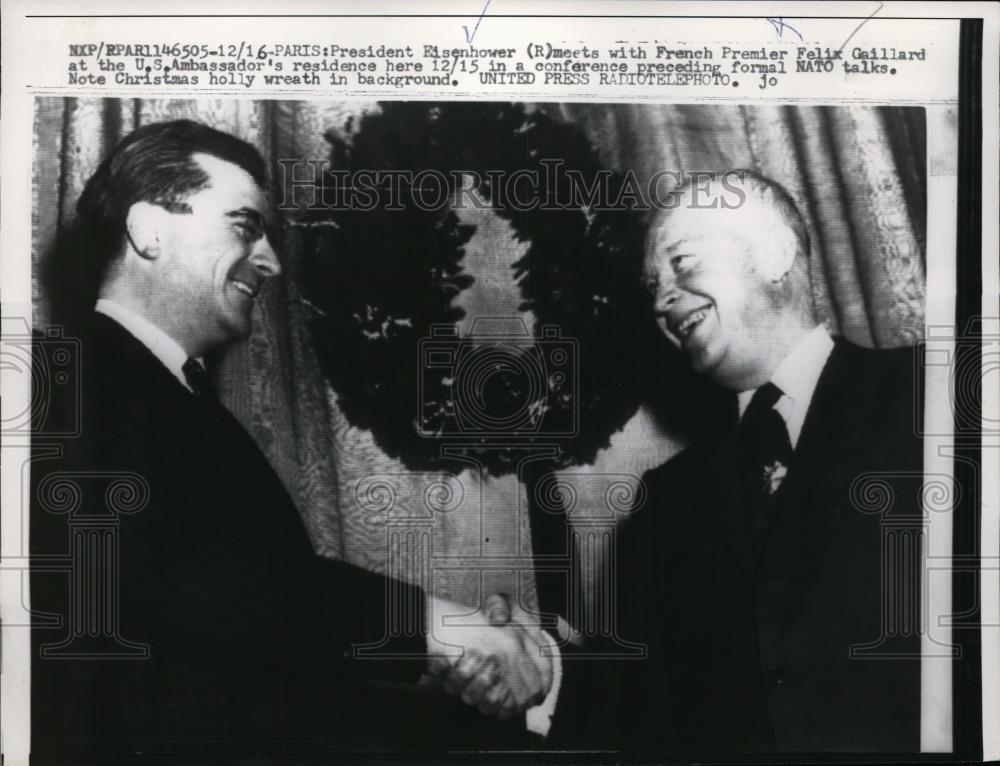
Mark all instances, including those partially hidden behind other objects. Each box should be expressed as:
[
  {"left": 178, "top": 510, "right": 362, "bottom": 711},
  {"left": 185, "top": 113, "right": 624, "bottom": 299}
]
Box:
[
  {"left": 182, "top": 358, "right": 217, "bottom": 401},
  {"left": 737, "top": 382, "right": 792, "bottom": 545}
]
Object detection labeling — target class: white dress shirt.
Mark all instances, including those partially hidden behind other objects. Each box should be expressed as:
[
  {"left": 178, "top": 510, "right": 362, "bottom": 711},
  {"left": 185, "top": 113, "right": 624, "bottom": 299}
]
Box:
[
  {"left": 736, "top": 324, "right": 836, "bottom": 449},
  {"left": 526, "top": 628, "right": 562, "bottom": 736},
  {"left": 95, "top": 298, "right": 195, "bottom": 392}
]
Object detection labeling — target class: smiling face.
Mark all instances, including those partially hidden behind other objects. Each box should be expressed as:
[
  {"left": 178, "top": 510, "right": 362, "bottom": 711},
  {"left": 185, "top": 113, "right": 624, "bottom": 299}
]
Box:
[
  {"left": 154, "top": 153, "right": 280, "bottom": 355},
  {"left": 643, "top": 198, "right": 787, "bottom": 390}
]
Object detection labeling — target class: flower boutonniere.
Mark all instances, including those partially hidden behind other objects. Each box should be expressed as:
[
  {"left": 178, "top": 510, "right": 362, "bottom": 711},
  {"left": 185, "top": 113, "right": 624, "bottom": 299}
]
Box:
[{"left": 762, "top": 460, "right": 789, "bottom": 495}]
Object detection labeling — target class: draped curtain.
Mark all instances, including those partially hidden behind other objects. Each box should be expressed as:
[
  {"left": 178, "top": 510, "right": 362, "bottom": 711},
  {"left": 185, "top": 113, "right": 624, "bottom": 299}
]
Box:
[{"left": 31, "top": 98, "right": 925, "bottom": 613}]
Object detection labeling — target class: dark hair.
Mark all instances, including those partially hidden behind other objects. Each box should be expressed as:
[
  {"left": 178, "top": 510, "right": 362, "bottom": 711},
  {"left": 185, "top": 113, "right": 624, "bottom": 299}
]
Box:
[{"left": 48, "top": 119, "right": 267, "bottom": 320}]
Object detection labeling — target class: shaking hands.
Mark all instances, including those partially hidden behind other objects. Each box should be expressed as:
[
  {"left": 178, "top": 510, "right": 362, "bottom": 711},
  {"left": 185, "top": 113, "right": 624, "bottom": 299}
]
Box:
[{"left": 426, "top": 593, "right": 553, "bottom": 721}]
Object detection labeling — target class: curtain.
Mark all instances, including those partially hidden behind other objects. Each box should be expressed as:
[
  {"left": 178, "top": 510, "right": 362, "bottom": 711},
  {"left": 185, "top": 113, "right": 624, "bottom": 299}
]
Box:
[{"left": 31, "top": 98, "right": 926, "bottom": 614}]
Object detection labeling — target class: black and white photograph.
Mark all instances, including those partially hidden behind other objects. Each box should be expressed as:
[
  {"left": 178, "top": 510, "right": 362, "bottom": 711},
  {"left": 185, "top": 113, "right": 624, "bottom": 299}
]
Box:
[
  {"left": 2, "top": 3, "right": 996, "bottom": 765},
  {"left": 25, "top": 96, "right": 938, "bottom": 756}
]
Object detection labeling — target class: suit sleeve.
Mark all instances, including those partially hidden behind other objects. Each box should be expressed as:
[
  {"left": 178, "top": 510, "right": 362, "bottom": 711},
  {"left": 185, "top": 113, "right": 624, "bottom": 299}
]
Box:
[
  {"left": 95, "top": 389, "right": 428, "bottom": 685},
  {"left": 123, "top": 521, "right": 429, "bottom": 684}
]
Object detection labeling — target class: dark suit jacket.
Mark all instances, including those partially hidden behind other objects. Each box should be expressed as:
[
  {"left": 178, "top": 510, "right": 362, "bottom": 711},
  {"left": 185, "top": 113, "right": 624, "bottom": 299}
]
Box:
[
  {"left": 553, "top": 338, "right": 924, "bottom": 754},
  {"left": 30, "top": 313, "right": 528, "bottom": 757}
]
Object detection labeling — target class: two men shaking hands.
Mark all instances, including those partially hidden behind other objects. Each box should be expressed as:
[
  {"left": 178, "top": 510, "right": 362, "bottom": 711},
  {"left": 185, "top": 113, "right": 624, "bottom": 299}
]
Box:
[
  {"left": 34, "top": 117, "right": 922, "bottom": 755},
  {"left": 426, "top": 594, "right": 555, "bottom": 723}
]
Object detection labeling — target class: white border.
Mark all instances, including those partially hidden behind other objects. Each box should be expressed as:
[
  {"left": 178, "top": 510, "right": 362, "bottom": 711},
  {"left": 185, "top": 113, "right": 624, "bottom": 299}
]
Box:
[{"left": 2, "top": 2, "right": 997, "bottom": 764}]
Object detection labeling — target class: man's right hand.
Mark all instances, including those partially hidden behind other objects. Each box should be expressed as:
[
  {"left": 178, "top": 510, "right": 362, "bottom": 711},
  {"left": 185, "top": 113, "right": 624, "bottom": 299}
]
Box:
[{"left": 425, "top": 594, "right": 552, "bottom": 720}]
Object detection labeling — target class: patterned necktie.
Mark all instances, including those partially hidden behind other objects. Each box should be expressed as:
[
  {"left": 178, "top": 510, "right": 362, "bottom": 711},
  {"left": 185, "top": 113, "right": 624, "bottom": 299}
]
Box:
[
  {"left": 738, "top": 382, "right": 792, "bottom": 493},
  {"left": 182, "top": 358, "right": 216, "bottom": 400},
  {"left": 737, "top": 382, "right": 792, "bottom": 547}
]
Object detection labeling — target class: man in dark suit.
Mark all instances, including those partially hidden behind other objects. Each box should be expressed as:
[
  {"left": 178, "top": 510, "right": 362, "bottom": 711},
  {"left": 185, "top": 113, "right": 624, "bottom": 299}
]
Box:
[
  {"left": 576, "top": 171, "right": 924, "bottom": 753},
  {"left": 456, "top": 170, "right": 924, "bottom": 753},
  {"left": 30, "top": 120, "right": 553, "bottom": 757}
]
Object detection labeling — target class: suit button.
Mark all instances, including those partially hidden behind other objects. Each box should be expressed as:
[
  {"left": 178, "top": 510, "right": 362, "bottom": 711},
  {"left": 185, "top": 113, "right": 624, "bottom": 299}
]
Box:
[{"left": 769, "top": 667, "right": 785, "bottom": 685}]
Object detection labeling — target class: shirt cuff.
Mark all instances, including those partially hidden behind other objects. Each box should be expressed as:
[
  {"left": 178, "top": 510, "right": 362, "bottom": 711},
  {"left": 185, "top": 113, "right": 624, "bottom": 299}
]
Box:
[{"left": 525, "top": 627, "right": 562, "bottom": 738}]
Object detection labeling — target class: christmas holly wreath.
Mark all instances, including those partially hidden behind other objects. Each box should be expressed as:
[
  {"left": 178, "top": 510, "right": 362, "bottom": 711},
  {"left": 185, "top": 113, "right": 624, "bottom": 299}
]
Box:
[{"left": 297, "top": 101, "right": 680, "bottom": 476}]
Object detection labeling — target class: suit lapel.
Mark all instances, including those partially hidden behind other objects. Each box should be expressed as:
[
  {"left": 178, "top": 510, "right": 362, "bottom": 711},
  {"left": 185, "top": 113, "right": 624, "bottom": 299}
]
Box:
[
  {"left": 751, "top": 341, "right": 854, "bottom": 573},
  {"left": 713, "top": 340, "right": 855, "bottom": 578},
  {"left": 713, "top": 434, "right": 757, "bottom": 581},
  {"left": 90, "top": 313, "right": 195, "bottom": 405},
  {"left": 90, "top": 312, "right": 281, "bottom": 483},
  {"left": 89, "top": 312, "right": 306, "bottom": 545}
]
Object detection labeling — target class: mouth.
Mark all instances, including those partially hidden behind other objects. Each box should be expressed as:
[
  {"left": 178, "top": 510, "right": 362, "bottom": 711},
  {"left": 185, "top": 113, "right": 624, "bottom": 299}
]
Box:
[
  {"left": 668, "top": 304, "right": 713, "bottom": 341},
  {"left": 229, "top": 278, "right": 261, "bottom": 300}
]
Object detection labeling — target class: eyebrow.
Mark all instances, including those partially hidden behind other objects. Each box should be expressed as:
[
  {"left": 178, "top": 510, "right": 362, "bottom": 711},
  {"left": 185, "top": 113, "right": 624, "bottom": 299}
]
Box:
[{"left": 664, "top": 238, "right": 698, "bottom": 253}]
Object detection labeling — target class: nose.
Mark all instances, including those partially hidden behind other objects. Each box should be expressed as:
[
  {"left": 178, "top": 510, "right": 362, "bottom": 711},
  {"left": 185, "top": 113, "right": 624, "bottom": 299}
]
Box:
[
  {"left": 249, "top": 237, "right": 282, "bottom": 278},
  {"left": 653, "top": 277, "right": 681, "bottom": 312}
]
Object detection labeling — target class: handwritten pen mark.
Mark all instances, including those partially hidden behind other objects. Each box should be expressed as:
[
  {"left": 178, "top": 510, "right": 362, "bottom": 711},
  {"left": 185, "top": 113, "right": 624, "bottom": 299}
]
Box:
[
  {"left": 766, "top": 17, "right": 803, "bottom": 42},
  {"left": 837, "top": 1, "right": 884, "bottom": 53},
  {"left": 463, "top": 0, "right": 493, "bottom": 44}
]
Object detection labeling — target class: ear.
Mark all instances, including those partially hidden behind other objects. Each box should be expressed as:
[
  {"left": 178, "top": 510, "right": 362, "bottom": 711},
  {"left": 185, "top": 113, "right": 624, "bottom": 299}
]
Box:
[
  {"left": 124, "top": 201, "right": 168, "bottom": 261},
  {"left": 758, "top": 220, "right": 798, "bottom": 283}
]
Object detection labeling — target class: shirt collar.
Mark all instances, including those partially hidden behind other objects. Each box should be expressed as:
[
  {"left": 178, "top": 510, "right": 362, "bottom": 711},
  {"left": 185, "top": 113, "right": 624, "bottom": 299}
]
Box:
[
  {"left": 737, "top": 325, "right": 835, "bottom": 446},
  {"left": 95, "top": 298, "right": 195, "bottom": 392},
  {"left": 771, "top": 324, "right": 835, "bottom": 410}
]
